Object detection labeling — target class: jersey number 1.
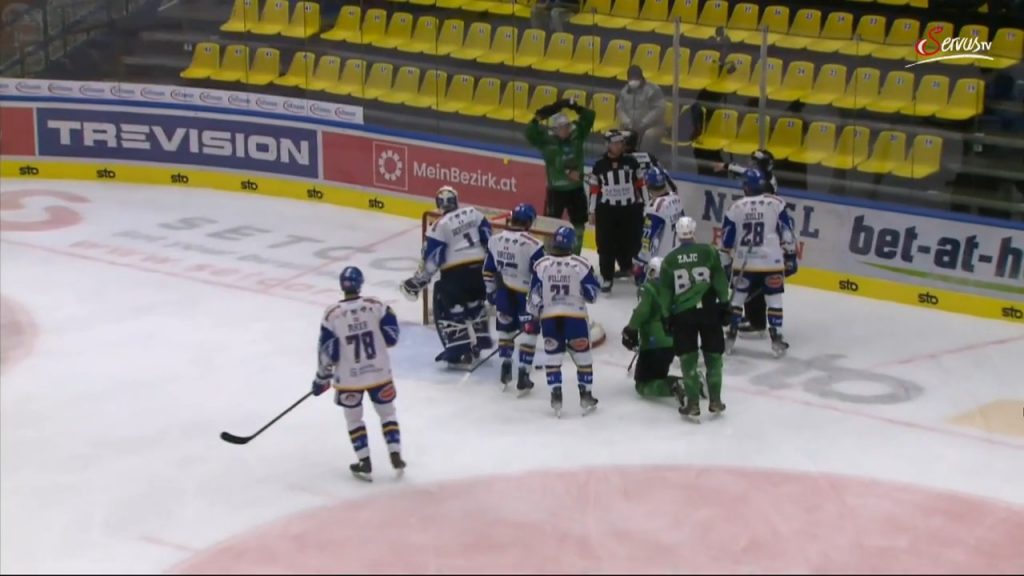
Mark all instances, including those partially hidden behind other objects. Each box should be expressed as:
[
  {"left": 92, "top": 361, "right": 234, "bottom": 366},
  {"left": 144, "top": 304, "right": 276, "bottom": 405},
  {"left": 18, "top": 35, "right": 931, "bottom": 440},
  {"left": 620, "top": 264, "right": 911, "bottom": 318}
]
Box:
[{"left": 345, "top": 331, "right": 377, "bottom": 362}]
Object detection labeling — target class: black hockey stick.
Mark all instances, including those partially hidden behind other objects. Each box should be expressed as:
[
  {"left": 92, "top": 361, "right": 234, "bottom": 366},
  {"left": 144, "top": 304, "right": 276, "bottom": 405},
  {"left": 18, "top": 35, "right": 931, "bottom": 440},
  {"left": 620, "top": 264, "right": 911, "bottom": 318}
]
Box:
[
  {"left": 626, "top": 352, "right": 638, "bottom": 374},
  {"left": 468, "top": 329, "right": 523, "bottom": 374},
  {"left": 220, "top": 391, "right": 313, "bottom": 445}
]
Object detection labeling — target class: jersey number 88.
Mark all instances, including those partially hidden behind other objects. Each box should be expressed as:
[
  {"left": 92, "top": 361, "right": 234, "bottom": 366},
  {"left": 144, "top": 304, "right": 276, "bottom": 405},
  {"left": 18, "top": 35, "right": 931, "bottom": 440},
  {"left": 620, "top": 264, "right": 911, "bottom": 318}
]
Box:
[{"left": 673, "top": 267, "right": 711, "bottom": 294}]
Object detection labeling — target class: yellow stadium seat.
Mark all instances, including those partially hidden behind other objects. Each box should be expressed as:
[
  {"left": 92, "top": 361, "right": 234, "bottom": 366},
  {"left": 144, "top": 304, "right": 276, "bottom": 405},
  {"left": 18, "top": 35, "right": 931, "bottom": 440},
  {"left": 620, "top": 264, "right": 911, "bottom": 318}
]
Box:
[
  {"left": 562, "top": 89, "right": 588, "bottom": 108},
  {"left": 272, "top": 51, "right": 316, "bottom": 88},
  {"left": 938, "top": 24, "right": 986, "bottom": 66},
  {"left": 789, "top": 122, "right": 837, "bottom": 165},
  {"left": 706, "top": 53, "right": 751, "bottom": 94},
  {"left": 509, "top": 28, "right": 546, "bottom": 68},
  {"left": 436, "top": 0, "right": 472, "bottom": 8},
  {"left": 241, "top": 47, "right": 280, "bottom": 86},
  {"left": 653, "top": 0, "right": 698, "bottom": 35},
  {"left": 321, "top": 6, "right": 361, "bottom": 42},
  {"left": 821, "top": 126, "right": 870, "bottom": 170},
  {"left": 596, "top": 0, "right": 640, "bottom": 29},
  {"left": 799, "top": 63, "right": 846, "bottom": 106},
  {"left": 594, "top": 39, "right": 632, "bottom": 78},
  {"left": 350, "top": 9, "right": 388, "bottom": 45},
  {"left": 307, "top": 55, "right": 341, "bottom": 91},
  {"left": 865, "top": 71, "right": 914, "bottom": 113},
  {"left": 570, "top": 0, "right": 612, "bottom": 25},
  {"left": 833, "top": 67, "right": 881, "bottom": 109},
  {"left": 372, "top": 12, "right": 414, "bottom": 49},
  {"left": 460, "top": 77, "right": 503, "bottom": 116},
  {"left": 405, "top": 70, "right": 448, "bottom": 108},
  {"left": 432, "top": 19, "right": 465, "bottom": 56},
  {"left": 878, "top": 0, "right": 909, "bottom": 5},
  {"left": 857, "top": 131, "right": 907, "bottom": 174},
  {"left": 978, "top": 28, "right": 1023, "bottom": 68},
  {"left": 532, "top": 32, "right": 574, "bottom": 71},
  {"left": 460, "top": 0, "right": 499, "bottom": 14},
  {"left": 209, "top": 44, "right": 250, "bottom": 83},
  {"left": 725, "top": 3, "right": 760, "bottom": 42},
  {"left": 591, "top": 93, "right": 617, "bottom": 132},
  {"left": 872, "top": 18, "right": 920, "bottom": 60},
  {"left": 562, "top": 36, "right": 601, "bottom": 75},
  {"left": 909, "top": 0, "right": 928, "bottom": 6},
  {"left": 935, "top": 78, "right": 984, "bottom": 120},
  {"left": 436, "top": 74, "right": 475, "bottom": 113},
  {"left": 907, "top": 21, "right": 952, "bottom": 64},
  {"left": 250, "top": 0, "right": 289, "bottom": 35},
  {"left": 479, "top": 0, "right": 519, "bottom": 16},
  {"left": 180, "top": 43, "right": 220, "bottom": 80},
  {"left": 900, "top": 74, "right": 949, "bottom": 116},
  {"left": 221, "top": 0, "right": 259, "bottom": 33},
  {"left": 450, "top": 22, "right": 492, "bottom": 60},
  {"left": 513, "top": 85, "right": 559, "bottom": 123},
  {"left": 736, "top": 57, "right": 782, "bottom": 98},
  {"left": 282, "top": 2, "right": 321, "bottom": 38},
  {"left": 625, "top": 0, "right": 668, "bottom": 32},
  {"left": 724, "top": 113, "right": 769, "bottom": 156},
  {"left": 838, "top": 14, "right": 887, "bottom": 56},
  {"left": 768, "top": 61, "right": 814, "bottom": 102},
  {"left": 743, "top": 5, "right": 790, "bottom": 46},
  {"left": 681, "top": 49, "right": 719, "bottom": 90},
  {"left": 806, "top": 12, "right": 854, "bottom": 53},
  {"left": 477, "top": 26, "right": 517, "bottom": 64},
  {"left": 485, "top": 81, "right": 532, "bottom": 122},
  {"left": 621, "top": 43, "right": 661, "bottom": 81},
  {"left": 649, "top": 47, "right": 689, "bottom": 86},
  {"left": 684, "top": 0, "right": 730, "bottom": 40},
  {"left": 325, "top": 59, "right": 367, "bottom": 97},
  {"left": 408, "top": 0, "right": 436, "bottom": 5},
  {"left": 694, "top": 109, "right": 739, "bottom": 150},
  {"left": 398, "top": 16, "right": 439, "bottom": 53},
  {"left": 361, "top": 62, "right": 395, "bottom": 100},
  {"left": 774, "top": 9, "right": 820, "bottom": 50},
  {"left": 766, "top": 117, "right": 803, "bottom": 160},
  {"left": 892, "top": 135, "right": 942, "bottom": 179},
  {"left": 378, "top": 66, "right": 421, "bottom": 104}
]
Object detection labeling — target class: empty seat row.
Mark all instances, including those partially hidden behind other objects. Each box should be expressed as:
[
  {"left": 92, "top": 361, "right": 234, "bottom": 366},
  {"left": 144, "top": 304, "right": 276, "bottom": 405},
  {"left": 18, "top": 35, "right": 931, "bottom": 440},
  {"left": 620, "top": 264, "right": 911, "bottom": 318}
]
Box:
[{"left": 221, "top": 0, "right": 321, "bottom": 38}]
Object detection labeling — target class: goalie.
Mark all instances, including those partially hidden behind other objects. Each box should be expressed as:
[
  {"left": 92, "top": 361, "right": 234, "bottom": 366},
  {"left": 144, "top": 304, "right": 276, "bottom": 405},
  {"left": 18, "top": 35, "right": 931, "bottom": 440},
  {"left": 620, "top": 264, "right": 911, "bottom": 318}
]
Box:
[{"left": 401, "top": 186, "right": 493, "bottom": 367}]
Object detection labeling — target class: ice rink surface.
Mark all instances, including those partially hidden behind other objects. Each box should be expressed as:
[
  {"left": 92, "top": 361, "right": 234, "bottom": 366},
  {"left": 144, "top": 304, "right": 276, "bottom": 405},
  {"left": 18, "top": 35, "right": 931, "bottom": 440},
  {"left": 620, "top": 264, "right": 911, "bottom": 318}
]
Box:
[{"left": 1, "top": 181, "right": 1022, "bottom": 573}]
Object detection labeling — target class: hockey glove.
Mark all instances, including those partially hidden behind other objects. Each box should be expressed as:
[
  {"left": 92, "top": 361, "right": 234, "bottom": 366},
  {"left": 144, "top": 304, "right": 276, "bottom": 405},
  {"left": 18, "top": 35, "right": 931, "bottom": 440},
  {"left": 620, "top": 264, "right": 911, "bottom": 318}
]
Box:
[
  {"left": 784, "top": 252, "right": 798, "bottom": 277},
  {"left": 718, "top": 302, "right": 734, "bottom": 327},
  {"left": 632, "top": 263, "right": 646, "bottom": 286},
  {"left": 621, "top": 327, "right": 640, "bottom": 351},
  {"left": 311, "top": 371, "right": 332, "bottom": 396},
  {"left": 400, "top": 277, "right": 428, "bottom": 301}
]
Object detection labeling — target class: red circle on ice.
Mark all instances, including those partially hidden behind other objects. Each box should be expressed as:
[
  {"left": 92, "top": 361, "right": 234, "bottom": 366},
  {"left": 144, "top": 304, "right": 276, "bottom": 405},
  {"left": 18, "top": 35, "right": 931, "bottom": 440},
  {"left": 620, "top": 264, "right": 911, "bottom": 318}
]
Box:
[
  {"left": 175, "top": 465, "right": 1024, "bottom": 574},
  {"left": 0, "top": 296, "right": 38, "bottom": 373}
]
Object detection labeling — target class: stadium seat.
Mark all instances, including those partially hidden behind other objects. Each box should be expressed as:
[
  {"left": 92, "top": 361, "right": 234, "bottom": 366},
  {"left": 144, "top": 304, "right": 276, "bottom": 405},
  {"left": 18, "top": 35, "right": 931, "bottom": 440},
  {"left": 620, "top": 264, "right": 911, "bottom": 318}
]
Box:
[
  {"left": 282, "top": 2, "right": 321, "bottom": 38},
  {"left": 857, "top": 131, "right": 907, "bottom": 174},
  {"left": 800, "top": 63, "right": 846, "bottom": 105},
  {"left": 461, "top": 0, "right": 508, "bottom": 14},
  {"left": 685, "top": 0, "right": 730, "bottom": 40},
  {"left": 680, "top": 49, "right": 719, "bottom": 90},
  {"left": 532, "top": 32, "right": 575, "bottom": 71},
  {"left": 821, "top": 126, "right": 870, "bottom": 170},
  {"left": 838, "top": 14, "right": 886, "bottom": 56},
  {"left": 900, "top": 74, "right": 949, "bottom": 116},
  {"left": 477, "top": 26, "right": 517, "bottom": 64},
  {"left": 272, "top": 51, "right": 316, "bottom": 88},
  {"left": 768, "top": 61, "right": 814, "bottom": 102},
  {"left": 653, "top": 0, "right": 698, "bottom": 35},
  {"left": 485, "top": 0, "right": 522, "bottom": 16},
  {"left": 736, "top": 57, "right": 782, "bottom": 98},
  {"left": 774, "top": 9, "right": 820, "bottom": 50},
  {"left": 570, "top": 0, "right": 612, "bottom": 26},
  {"left": 436, "top": 0, "right": 473, "bottom": 8},
  {"left": 806, "top": 12, "right": 854, "bottom": 53},
  {"left": 307, "top": 55, "right": 342, "bottom": 91},
  {"left": 622, "top": 43, "right": 661, "bottom": 81},
  {"left": 743, "top": 4, "right": 790, "bottom": 46},
  {"left": 321, "top": 6, "right": 361, "bottom": 42},
  {"left": 789, "top": 121, "right": 837, "bottom": 165},
  {"left": 372, "top": 12, "right": 414, "bottom": 49},
  {"left": 180, "top": 43, "right": 220, "bottom": 79},
  {"left": 561, "top": 89, "right": 588, "bottom": 120},
  {"left": 878, "top": 0, "right": 909, "bottom": 5},
  {"left": 325, "top": 59, "right": 367, "bottom": 97},
  {"left": 649, "top": 47, "right": 690, "bottom": 87},
  {"left": 437, "top": 74, "right": 475, "bottom": 113},
  {"left": 249, "top": 0, "right": 289, "bottom": 35},
  {"left": 625, "top": 0, "right": 668, "bottom": 32},
  {"left": 833, "top": 67, "right": 880, "bottom": 109},
  {"left": 594, "top": 39, "right": 632, "bottom": 78},
  {"left": 706, "top": 53, "right": 752, "bottom": 94},
  {"left": 408, "top": 0, "right": 436, "bottom": 5},
  {"left": 512, "top": 85, "right": 559, "bottom": 123},
  {"left": 509, "top": 28, "right": 546, "bottom": 68},
  {"left": 405, "top": 69, "right": 448, "bottom": 108},
  {"left": 693, "top": 109, "right": 739, "bottom": 150},
  {"left": 978, "top": 28, "right": 1023, "bottom": 68},
  {"left": 349, "top": 9, "right": 387, "bottom": 45},
  {"left": 892, "top": 135, "right": 942, "bottom": 179},
  {"left": 240, "top": 47, "right": 280, "bottom": 86},
  {"left": 907, "top": 21, "right": 952, "bottom": 63},
  {"left": 432, "top": 19, "right": 465, "bottom": 56},
  {"left": 361, "top": 62, "right": 395, "bottom": 100},
  {"left": 486, "top": 81, "right": 532, "bottom": 122},
  {"left": 909, "top": 0, "right": 928, "bottom": 7},
  {"left": 460, "top": 77, "right": 503, "bottom": 116},
  {"left": 378, "top": 66, "right": 422, "bottom": 104},
  {"left": 450, "top": 22, "right": 492, "bottom": 60},
  {"left": 938, "top": 24, "right": 989, "bottom": 66},
  {"left": 221, "top": 0, "right": 259, "bottom": 33},
  {"left": 765, "top": 117, "right": 803, "bottom": 160},
  {"left": 935, "top": 78, "right": 984, "bottom": 120},
  {"left": 723, "top": 113, "right": 769, "bottom": 156},
  {"left": 398, "top": 16, "right": 439, "bottom": 53},
  {"left": 725, "top": 3, "right": 760, "bottom": 43},
  {"left": 865, "top": 71, "right": 914, "bottom": 113},
  {"left": 562, "top": 36, "right": 601, "bottom": 75},
  {"left": 209, "top": 44, "right": 249, "bottom": 83},
  {"left": 591, "top": 93, "right": 617, "bottom": 132},
  {"left": 596, "top": 0, "right": 640, "bottom": 29},
  {"left": 872, "top": 18, "right": 920, "bottom": 60}
]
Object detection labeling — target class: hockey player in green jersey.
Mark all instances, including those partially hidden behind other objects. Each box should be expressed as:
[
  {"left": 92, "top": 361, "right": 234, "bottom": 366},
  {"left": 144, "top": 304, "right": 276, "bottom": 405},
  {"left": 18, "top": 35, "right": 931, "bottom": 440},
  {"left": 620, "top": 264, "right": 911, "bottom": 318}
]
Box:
[
  {"left": 621, "top": 257, "right": 686, "bottom": 404},
  {"left": 657, "top": 216, "right": 731, "bottom": 420}
]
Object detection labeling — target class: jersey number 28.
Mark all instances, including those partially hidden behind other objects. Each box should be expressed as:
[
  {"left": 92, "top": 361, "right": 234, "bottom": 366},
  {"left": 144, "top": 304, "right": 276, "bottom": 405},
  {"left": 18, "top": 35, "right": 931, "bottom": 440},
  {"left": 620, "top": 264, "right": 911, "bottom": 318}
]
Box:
[
  {"left": 741, "top": 222, "right": 765, "bottom": 247},
  {"left": 673, "top": 267, "right": 711, "bottom": 294},
  {"left": 345, "top": 331, "right": 377, "bottom": 362}
]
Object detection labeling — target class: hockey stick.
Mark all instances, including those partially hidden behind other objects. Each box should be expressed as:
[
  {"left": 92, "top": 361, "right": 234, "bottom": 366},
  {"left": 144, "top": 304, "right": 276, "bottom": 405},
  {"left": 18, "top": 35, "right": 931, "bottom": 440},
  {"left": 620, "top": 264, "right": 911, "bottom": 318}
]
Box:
[
  {"left": 220, "top": 391, "right": 313, "bottom": 445},
  {"left": 627, "top": 352, "right": 638, "bottom": 374},
  {"left": 468, "top": 329, "right": 523, "bottom": 374}
]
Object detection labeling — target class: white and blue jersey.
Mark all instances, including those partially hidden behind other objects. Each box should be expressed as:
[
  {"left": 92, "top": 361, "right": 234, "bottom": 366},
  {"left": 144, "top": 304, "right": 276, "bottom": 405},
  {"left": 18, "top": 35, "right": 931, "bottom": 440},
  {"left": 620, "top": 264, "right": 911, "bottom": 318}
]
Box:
[
  {"left": 721, "top": 194, "right": 795, "bottom": 273},
  {"left": 422, "top": 207, "right": 493, "bottom": 276},
  {"left": 528, "top": 254, "right": 601, "bottom": 320},
  {"left": 483, "top": 230, "right": 545, "bottom": 294},
  {"left": 318, "top": 296, "right": 399, "bottom": 391},
  {"left": 636, "top": 193, "right": 685, "bottom": 266}
]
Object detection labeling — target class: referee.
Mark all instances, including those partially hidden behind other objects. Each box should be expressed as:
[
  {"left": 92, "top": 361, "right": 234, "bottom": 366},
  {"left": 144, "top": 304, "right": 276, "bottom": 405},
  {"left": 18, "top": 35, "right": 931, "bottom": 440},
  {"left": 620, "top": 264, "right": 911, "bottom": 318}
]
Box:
[{"left": 589, "top": 129, "right": 643, "bottom": 292}]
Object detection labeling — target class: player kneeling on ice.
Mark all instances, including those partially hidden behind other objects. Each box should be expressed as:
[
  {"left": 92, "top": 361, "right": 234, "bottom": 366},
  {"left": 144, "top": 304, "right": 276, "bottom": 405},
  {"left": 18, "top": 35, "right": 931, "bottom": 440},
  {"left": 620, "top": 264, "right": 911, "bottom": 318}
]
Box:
[
  {"left": 720, "top": 169, "right": 797, "bottom": 358},
  {"left": 400, "top": 186, "right": 494, "bottom": 368},
  {"left": 528, "top": 226, "right": 602, "bottom": 416},
  {"left": 658, "top": 217, "right": 731, "bottom": 420},
  {"left": 483, "top": 203, "right": 544, "bottom": 394},
  {"left": 632, "top": 167, "right": 685, "bottom": 286},
  {"left": 313, "top": 267, "right": 404, "bottom": 481}
]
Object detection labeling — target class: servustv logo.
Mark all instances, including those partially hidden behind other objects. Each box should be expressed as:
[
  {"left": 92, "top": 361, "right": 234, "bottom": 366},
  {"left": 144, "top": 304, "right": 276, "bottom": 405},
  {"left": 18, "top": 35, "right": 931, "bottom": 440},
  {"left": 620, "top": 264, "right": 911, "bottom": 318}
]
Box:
[{"left": 907, "top": 25, "right": 995, "bottom": 67}]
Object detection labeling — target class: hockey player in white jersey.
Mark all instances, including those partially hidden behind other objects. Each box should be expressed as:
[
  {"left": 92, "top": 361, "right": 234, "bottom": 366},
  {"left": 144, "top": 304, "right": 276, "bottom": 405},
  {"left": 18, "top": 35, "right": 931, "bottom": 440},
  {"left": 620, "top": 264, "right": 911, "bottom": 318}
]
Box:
[
  {"left": 483, "top": 203, "right": 544, "bottom": 395},
  {"left": 400, "top": 186, "right": 493, "bottom": 367},
  {"left": 720, "top": 168, "right": 797, "bottom": 358},
  {"left": 313, "top": 266, "right": 404, "bottom": 481},
  {"left": 632, "top": 167, "right": 685, "bottom": 285},
  {"left": 528, "top": 226, "right": 602, "bottom": 416}
]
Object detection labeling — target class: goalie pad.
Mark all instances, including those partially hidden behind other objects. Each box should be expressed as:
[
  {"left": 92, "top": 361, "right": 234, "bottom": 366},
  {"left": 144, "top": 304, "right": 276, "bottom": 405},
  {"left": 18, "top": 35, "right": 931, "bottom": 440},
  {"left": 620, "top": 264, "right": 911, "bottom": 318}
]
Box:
[{"left": 433, "top": 287, "right": 474, "bottom": 364}]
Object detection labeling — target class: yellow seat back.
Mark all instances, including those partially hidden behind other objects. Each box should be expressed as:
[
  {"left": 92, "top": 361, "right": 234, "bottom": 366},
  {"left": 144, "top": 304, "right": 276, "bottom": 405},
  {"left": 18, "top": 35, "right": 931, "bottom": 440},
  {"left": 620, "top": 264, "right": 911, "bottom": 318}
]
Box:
[
  {"left": 180, "top": 42, "right": 221, "bottom": 79},
  {"left": 251, "top": 0, "right": 290, "bottom": 34},
  {"left": 321, "top": 6, "right": 361, "bottom": 41},
  {"left": 282, "top": 2, "right": 321, "bottom": 38},
  {"left": 221, "top": 0, "right": 260, "bottom": 32},
  {"left": 766, "top": 117, "right": 803, "bottom": 159}
]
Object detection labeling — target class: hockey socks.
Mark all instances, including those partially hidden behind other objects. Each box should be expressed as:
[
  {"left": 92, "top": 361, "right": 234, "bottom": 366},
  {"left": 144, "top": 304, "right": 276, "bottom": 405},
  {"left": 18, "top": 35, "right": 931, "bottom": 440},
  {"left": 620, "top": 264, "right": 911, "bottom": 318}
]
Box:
[
  {"left": 634, "top": 377, "right": 681, "bottom": 398},
  {"left": 703, "top": 352, "right": 723, "bottom": 403},
  {"left": 572, "top": 224, "right": 585, "bottom": 255},
  {"left": 680, "top": 352, "right": 703, "bottom": 403}
]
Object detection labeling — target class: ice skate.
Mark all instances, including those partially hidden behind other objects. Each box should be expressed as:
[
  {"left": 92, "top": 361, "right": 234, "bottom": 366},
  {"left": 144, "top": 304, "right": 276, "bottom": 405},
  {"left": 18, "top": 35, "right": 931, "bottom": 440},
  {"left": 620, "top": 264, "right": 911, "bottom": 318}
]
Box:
[
  {"left": 769, "top": 328, "right": 789, "bottom": 358},
  {"left": 579, "top": 386, "right": 598, "bottom": 415},
  {"left": 600, "top": 279, "right": 612, "bottom": 294},
  {"left": 738, "top": 319, "right": 767, "bottom": 339},
  {"left": 516, "top": 367, "right": 534, "bottom": 397},
  {"left": 349, "top": 457, "right": 372, "bottom": 482},
  {"left": 708, "top": 399, "right": 726, "bottom": 416},
  {"left": 389, "top": 451, "right": 406, "bottom": 478},
  {"left": 500, "top": 359, "right": 513, "bottom": 389},
  {"left": 550, "top": 387, "right": 563, "bottom": 417},
  {"left": 669, "top": 378, "right": 687, "bottom": 408},
  {"left": 679, "top": 399, "right": 701, "bottom": 423},
  {"left": 724, "top": 323, "right": 739, "bottom": 355}
]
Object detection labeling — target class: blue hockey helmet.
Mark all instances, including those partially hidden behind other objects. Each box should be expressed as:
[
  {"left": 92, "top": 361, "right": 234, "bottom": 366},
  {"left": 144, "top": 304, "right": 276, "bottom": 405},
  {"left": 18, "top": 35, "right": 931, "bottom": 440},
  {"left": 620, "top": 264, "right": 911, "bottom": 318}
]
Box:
[
  {"left": 435, "top": 186, "right": 459, "bottom": 213},
  {"left": 742, "top": 168, "right": 769, "bottom": 196},
  {"left": 339, "top": 266, "right": 364, "bottom": 294},
  {"left": 552, "top": 225, "right": 576, "bottom": 254},
  {"left": 510, "top": 203, "right": 537, "bottom": 230},
  {"left": 645, "top": 167, "right": 669, "bottom": 193}
]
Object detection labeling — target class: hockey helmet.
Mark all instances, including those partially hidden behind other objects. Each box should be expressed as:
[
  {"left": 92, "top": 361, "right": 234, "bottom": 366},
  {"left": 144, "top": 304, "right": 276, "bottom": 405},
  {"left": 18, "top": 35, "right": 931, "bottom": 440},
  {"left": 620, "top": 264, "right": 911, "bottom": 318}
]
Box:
[
  {"left": 339, "top": 266, "right": 364, "bottom": 294},
  {"left": 645, "top": 167, "right": 669, "bottom": 195},
  {"left": 741, "top": 168, "right": 769, "bottom": 197},
  {"left": 552, "top": 225, "right": 576, "bottom": 254},
  {"left": 550, "top": 113, "right": 573, "bottom": 138},
  {"left": 676, "top": 216, "right": 697, "bottom": 242},
  {"left": 647, "top": 256, "right": 664, "bottom": 281},
  {"left": 509, "top": 203, "right": 537, "bottom": 230},
  {"left": 435, "top": 186, "right": 459, "bottom": 213}
]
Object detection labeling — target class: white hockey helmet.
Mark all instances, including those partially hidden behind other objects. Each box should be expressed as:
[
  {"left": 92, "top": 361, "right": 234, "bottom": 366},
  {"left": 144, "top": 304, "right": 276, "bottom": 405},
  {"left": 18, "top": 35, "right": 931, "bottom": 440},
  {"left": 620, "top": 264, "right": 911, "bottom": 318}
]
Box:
[
  {"left": 647, "top": 257, "right": 663, "bottom": 281},
  {"left": 436, "top": 186, "right": 459, "bottom": 213},
  {"left": 676, "top": 216, "right": 697, "bottom": 242}
]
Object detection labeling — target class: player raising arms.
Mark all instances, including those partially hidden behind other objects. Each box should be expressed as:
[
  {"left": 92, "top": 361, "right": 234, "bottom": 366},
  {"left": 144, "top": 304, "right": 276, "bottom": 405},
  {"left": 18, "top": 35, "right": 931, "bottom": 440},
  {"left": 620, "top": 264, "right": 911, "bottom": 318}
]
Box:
[
  {"left": 483, "top": 203, "right": 545, "bottom": 395},
  {"left": 313, "top": 267, "right": 404, "bottom": 481},
  {"left": 528, "top": 226, "right": 602, "bottom": 417},
  {"left": 632, "top": 167, "right": 685, "bottom": 286},
  {"left": 401, "top": 186, "right": 493, "bottom": 368}
]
